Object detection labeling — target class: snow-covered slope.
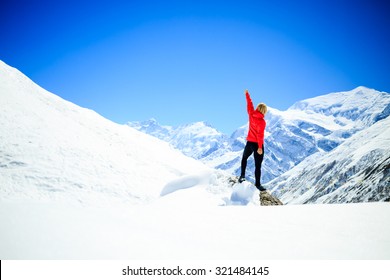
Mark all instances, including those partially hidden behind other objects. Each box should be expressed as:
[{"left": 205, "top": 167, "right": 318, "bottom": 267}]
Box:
[
  {"left": 0, "top": 60, "right": 217, "bottom": 205},
  {"left": 268, "top": 116, "right": 390, "bottom": 204},
  {"left": 2, "top": 200, "right": 390, "bottom": 259}
]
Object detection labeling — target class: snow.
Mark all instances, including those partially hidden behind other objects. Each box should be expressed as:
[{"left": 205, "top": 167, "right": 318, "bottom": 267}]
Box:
[
  {"left": 229, "top": 181, "right": 256, "bottom": 205},
  {"left": 1, "top": 200, "right": 389, "bottom": 259},
  {"left": 160, "top": 170, "right": 216, "bottom": 196},
  {"left": 289, "top": 86, "right": 386, "bottom": 114},
  {"left": 1, "top": 60, "right": 390, "bottom": 260},
  {"left": 268, "top": 107, "right": 346, "bottom": 132}
]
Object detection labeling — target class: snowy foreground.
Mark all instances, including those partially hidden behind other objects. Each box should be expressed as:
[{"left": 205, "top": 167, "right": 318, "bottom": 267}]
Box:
[
  {"left": 1, "top": 60, "right": 390, "bottom": 260},
  {"left": 1, "top": 200, "right": 390, "bottom": 259}
]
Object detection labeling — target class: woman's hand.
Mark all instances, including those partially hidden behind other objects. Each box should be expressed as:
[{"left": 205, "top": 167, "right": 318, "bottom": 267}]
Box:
[
  {"left": 257, "top": 148, "right": 263, "bottom": 155},
  {"left": 245, "top": 89, "right": 249, "bottom": 94}
]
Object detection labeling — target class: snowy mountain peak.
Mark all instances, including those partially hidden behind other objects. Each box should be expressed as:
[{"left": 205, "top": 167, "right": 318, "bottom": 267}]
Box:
[
  {"left": 128, "top": 119, "right": 229, "bottom": 159},
  {"left": 289, "top": 87, "right": 390, "bottom": 121},
  {"left": 179, "top": 121, "right": 221, "bottom": 136}
]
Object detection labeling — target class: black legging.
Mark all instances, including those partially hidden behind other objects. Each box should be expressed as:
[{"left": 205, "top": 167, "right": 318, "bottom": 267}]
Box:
[{"left": 240, "top": 141, "right": 264, "bottom": 187}]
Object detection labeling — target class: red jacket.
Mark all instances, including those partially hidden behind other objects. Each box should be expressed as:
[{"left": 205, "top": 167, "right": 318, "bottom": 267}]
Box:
[{"left": 245, "top": 92, "right": 266, "bottom": 147}]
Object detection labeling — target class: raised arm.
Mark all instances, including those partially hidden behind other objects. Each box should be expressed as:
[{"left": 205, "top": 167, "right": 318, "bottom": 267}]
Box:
[{"left": 245, "top": 89, "right": 255, "bottom": 114}]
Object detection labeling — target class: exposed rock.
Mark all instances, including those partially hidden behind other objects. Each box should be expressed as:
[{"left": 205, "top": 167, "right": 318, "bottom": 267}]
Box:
[{"left": 260, "top": 191, "right": 283, "bottom": 206}]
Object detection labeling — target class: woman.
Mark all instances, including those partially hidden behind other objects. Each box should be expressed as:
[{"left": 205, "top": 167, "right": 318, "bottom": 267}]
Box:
[{"left": 239, "top": 89, "right": 267, "bottom": 191}]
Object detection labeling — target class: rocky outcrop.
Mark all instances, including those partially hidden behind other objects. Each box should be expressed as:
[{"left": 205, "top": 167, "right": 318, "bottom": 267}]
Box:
[{"left": 260, "top": 191, "right": 283, "bottom": 206}]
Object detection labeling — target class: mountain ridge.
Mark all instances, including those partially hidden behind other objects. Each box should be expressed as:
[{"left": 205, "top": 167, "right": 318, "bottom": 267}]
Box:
[{"left": 269, "top": 115, "right": 390, "bottom": 203}]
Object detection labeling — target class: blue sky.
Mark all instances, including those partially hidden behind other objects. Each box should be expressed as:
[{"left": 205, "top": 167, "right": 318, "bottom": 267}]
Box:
[{"left": 1, "top": 0, "right": 389, "bottom": 134}]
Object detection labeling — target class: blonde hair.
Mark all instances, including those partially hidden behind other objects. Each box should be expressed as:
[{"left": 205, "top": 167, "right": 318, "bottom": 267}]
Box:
[{"left": 256, "top": 103, "right": 267, "bottom": 115}]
